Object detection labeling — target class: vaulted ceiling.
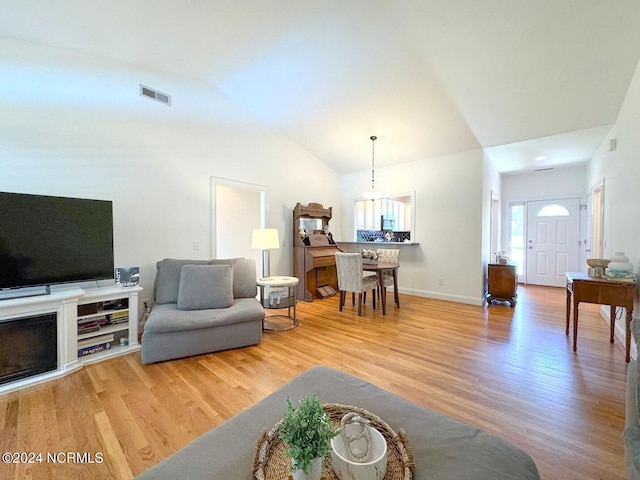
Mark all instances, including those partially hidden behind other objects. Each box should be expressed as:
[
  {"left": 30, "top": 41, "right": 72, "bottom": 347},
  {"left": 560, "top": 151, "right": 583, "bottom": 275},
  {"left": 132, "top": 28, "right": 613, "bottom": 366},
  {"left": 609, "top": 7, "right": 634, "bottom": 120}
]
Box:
[{"left": 2, "top": 0, "right": 640, "bottom": 174}]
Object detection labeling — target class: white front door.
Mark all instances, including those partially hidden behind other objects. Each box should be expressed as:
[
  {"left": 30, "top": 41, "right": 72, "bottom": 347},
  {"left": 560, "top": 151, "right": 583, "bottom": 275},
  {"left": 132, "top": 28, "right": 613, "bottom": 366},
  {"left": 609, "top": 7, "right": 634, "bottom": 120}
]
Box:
[{"left": 526, "top": 199, "right": 580, "bottom": 287}]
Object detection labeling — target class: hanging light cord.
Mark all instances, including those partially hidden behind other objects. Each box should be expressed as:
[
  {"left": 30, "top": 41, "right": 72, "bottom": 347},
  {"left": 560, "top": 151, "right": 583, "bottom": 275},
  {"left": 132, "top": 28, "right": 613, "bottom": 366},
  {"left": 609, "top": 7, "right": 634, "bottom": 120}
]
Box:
[{"left": 370, "top": 135, "right": 377, "bottom": 194}]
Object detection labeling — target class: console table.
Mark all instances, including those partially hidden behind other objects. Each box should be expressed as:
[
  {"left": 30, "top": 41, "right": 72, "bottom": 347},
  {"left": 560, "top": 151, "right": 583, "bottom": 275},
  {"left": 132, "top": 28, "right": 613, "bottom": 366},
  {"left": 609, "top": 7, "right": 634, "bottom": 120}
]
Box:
[{"left": 565, "top": 272, "right": 635, "bottom": 362}]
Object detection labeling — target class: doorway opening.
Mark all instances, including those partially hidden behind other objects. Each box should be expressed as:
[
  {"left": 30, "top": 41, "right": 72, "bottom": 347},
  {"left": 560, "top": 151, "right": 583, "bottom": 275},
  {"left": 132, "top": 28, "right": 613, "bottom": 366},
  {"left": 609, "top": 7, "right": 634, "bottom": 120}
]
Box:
[
  {"left": 210, "top": 177, "right": 269, "bottom": 274},
  {"left": 591, "top": 181, "right": 605, "bottom": 259}
]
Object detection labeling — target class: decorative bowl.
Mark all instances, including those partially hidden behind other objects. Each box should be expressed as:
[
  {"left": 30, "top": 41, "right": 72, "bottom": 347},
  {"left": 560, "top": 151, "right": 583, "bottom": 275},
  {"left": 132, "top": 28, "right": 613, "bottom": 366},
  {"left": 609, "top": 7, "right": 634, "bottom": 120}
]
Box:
[
  {"left": 331, "top": 425, "right": 387, "bottom": 480},
  {"left": 586, "top": 258, "right": 610, "bottom": 269}
]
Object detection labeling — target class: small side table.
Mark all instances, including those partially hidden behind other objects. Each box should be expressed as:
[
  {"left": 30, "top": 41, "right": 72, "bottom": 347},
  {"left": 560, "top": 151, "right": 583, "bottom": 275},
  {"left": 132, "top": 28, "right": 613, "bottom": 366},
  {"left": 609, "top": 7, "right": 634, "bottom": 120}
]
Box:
[{"left": 257, "top": 276, "right": 299, "bottom": 331}]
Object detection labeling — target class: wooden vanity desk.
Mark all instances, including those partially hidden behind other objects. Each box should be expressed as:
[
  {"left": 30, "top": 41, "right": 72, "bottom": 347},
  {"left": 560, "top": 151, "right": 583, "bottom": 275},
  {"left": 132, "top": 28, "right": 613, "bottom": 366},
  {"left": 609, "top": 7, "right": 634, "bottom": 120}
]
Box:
[
  {"left": 293, "top": 203, "right": 342, "bottom": 301},
  {"left": 565, "top": 271, "right": 636, "bottom": 362}
]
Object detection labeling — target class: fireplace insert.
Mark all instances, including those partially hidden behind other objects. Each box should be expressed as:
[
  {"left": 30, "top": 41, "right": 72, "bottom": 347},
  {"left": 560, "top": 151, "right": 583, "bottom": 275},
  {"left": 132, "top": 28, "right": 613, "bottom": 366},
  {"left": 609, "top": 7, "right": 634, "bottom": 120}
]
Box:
[{"left": 0, "top": 313, "right": 57, "bottom": 385}]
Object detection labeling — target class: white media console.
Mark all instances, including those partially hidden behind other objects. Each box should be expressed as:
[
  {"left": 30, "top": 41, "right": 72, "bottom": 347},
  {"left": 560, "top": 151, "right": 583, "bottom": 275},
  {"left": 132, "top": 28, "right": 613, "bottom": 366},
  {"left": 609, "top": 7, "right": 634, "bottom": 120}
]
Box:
[{"left": 0, "top": 284, "right": 142, "bottom": 395}]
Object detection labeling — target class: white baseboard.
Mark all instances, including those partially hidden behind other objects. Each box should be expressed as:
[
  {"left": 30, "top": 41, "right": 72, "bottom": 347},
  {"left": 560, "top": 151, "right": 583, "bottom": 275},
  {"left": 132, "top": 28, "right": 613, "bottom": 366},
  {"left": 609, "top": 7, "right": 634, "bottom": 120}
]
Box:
[
  {"left": 599, "top": 305, "right": 637, "bottom": 360},
  {"left": 397, "top": 288, "right": 484, "bottom": 306}
]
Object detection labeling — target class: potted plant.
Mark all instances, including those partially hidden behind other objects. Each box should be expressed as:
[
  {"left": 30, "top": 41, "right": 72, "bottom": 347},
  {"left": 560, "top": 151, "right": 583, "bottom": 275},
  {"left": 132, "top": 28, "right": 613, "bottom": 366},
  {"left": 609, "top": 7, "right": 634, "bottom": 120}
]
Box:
[{"left": 278, "top": 394, "right": 338, "bottom": 480}]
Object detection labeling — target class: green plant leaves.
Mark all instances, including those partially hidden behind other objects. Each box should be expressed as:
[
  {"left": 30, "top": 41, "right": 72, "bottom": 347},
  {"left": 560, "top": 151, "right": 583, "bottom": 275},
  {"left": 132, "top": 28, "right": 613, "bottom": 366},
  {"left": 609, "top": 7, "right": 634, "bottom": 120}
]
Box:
[{"left": 277, "top": 394, "right": 338, "bottom": 474}]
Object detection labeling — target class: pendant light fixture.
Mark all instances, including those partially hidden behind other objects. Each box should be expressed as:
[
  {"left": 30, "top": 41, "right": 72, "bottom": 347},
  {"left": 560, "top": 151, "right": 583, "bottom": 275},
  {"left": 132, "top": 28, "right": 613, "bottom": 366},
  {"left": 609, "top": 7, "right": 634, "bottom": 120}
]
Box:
[{"left": 363, "top": 135, "right": 384, "bottom": 200}]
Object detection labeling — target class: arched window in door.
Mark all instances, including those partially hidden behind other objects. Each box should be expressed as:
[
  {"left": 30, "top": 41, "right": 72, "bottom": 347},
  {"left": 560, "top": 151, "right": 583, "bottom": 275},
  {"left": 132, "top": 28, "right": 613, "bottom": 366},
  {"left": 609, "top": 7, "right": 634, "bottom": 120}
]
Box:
[{"left": 537, "top": 204, "right": 570, "bottom": 217}]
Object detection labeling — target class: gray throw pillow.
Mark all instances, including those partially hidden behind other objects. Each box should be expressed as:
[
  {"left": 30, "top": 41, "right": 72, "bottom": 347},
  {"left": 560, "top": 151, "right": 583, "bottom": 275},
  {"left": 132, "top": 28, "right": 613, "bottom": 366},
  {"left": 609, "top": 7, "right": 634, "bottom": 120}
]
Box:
[{"left": 177, "top": 265, "right": 233, "bottom": 310}]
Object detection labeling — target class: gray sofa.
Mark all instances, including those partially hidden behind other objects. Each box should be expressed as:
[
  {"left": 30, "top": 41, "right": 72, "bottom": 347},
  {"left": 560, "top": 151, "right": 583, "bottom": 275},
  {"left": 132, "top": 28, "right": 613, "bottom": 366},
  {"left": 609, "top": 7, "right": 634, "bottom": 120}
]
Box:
[
  {"left": 141, "top": 258, "right": 264, "bottom": 364},
  {"left": 625, "top": 319, "right": 640, "bottom": 479},
  {"left": 136, "top": 365, "right": 540, "bottom": 479}
]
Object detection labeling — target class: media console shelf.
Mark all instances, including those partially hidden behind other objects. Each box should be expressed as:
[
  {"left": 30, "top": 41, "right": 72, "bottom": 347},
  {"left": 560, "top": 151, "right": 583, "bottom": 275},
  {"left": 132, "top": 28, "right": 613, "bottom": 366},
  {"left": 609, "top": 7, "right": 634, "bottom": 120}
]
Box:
[
  {"left": 76, "top": 286, "right": 141, "bottom": 365},
  {"left": 0, "top": 285, "right": 142, "bottom": 395}
]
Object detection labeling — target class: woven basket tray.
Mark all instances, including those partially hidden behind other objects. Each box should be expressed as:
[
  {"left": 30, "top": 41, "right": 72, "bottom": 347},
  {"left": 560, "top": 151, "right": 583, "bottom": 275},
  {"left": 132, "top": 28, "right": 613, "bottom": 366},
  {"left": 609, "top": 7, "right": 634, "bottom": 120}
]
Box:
[{"left": 253, "top": 403, "right": 415, "bottom": 480}]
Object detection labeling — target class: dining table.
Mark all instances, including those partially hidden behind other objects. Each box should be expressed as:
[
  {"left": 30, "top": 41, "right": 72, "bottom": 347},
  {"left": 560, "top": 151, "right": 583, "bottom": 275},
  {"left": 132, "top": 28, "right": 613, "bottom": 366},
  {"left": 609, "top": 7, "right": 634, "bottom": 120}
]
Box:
[{"left": 363, "top": 261, "right": 400, "bottom": 315}]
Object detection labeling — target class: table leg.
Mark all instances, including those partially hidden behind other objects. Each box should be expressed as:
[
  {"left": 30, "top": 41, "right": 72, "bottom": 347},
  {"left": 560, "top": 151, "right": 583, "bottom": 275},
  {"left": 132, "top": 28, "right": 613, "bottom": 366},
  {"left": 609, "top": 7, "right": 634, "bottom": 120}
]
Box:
[
  {"left": 392, "top": 268, "right": 400, "bottom": 308},
  {"left": 565, "top": 286, "right": 571, "bottom": 336},
  {"left": 626, "top": 309, "right": 633, "bottom": 363},
  {"left": 573, "top": 301, "right": 579, "bottom": 352},
  {"left": 379, "top": 272, "right": 386, "bottom": 315},
  {"left": 610, "top": 305, "right": 616, "bottom": 343}
]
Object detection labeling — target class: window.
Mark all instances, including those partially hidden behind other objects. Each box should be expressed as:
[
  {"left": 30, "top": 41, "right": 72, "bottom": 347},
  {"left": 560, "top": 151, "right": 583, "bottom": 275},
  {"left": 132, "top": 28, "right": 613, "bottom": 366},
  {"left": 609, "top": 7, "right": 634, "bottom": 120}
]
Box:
[
  {"left": 510, "top": 203, "right": 524, "bottom": 275},
  {"left": 537, "top": 204, "right": 570, "bottom": 217}
]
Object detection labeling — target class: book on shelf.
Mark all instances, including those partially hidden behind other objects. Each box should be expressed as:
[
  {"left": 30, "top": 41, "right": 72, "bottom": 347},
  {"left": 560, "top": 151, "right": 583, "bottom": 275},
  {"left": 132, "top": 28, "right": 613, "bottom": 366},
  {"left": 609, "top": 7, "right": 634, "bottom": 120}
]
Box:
[
  {"left": 115, "top": 267, "right": 139, "bottom": 287},
  {"left": 78, "top": 315, "right": 108, "bottom": 326},
  {"left": 109, "top": 317, "right": 129, "bottom": 325},
  {"left": 78, "top": 333, "right": 115, "bottom": 348},
  {"left": 77, "top": 324, "right": 101, "bottom": 334},
  {"left": 78, "top": 342, "right": 111, "bottom": 357},
  {"left": 103, "top": 298, "right": 129, "bottom": 310},
  {"left": 107, "top": 310, "right": 129, "bottom": 324},
  {"left": 77, "top": 317, "right": 99, "bottom": 325},
  {"left": 603, "top": 274, "right": 636, "bottom": 283}
]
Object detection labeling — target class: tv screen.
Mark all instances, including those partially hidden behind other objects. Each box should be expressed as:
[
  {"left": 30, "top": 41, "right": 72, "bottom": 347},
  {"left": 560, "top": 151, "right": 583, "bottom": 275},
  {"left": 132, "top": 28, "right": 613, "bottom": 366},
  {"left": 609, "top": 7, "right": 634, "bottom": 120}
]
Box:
[{"left": 0, "top": 192, "right": 114, "bottom": 290}]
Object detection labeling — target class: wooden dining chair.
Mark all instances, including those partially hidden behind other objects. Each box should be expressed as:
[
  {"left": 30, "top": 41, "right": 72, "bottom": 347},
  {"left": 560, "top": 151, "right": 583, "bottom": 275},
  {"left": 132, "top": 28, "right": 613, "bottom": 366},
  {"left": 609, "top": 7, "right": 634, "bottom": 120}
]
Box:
[
  {"left": 335, "top": 253, "right": 377, "bottom": 315},
  {"left": 376, "top": 248, "right": 400, "bottom": 308}
]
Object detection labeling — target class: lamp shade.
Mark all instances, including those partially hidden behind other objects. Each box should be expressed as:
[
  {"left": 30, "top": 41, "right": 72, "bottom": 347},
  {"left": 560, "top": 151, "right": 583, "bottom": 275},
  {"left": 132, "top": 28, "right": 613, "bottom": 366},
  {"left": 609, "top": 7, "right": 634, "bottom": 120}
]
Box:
[{"left": 251, "top": 228, "right": 280, "bottom": 250}]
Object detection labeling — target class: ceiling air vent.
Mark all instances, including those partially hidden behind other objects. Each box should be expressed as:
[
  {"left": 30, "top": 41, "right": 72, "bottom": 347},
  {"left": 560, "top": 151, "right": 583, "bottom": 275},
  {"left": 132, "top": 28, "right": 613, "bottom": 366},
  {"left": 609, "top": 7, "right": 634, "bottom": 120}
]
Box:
[{"left": 140, "top": 84, "right": 171, "bottom": 106}]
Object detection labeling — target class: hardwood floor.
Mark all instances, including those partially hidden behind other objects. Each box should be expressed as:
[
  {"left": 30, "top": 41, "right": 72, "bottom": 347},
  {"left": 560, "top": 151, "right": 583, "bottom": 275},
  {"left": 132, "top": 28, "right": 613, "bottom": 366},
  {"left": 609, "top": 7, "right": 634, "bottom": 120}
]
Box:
[{"left": 0, "top": 285, "right": 629, "bottom": 479}]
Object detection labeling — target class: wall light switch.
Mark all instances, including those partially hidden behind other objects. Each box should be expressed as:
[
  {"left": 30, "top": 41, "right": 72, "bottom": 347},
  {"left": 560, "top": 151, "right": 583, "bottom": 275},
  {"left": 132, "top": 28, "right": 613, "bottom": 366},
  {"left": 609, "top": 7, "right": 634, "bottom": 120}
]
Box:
[{"left": 193, "top": 241, "right": 200, "bottom": 250}]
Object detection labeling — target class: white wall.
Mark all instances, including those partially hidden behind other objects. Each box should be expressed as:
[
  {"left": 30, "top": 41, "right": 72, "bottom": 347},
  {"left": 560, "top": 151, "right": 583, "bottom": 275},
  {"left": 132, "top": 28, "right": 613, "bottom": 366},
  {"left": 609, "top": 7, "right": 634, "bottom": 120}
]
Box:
[
  {"left": 0, "top": 39, "right": 341, "bottom": 305},
  {"left": 502, "top": 165, "right": 586, "bottom": 202},
  {"left": 586, "top": 56, "right": 640, "bottom": 356},
  {"left": 338, "top": 149, "right": 485, "bottom": 304},
  {"left": 588, "top": 56, "right": 640, "bottom": 292},
  {"left": 482, "top": 152, "right": 502, "bottom": 276}
]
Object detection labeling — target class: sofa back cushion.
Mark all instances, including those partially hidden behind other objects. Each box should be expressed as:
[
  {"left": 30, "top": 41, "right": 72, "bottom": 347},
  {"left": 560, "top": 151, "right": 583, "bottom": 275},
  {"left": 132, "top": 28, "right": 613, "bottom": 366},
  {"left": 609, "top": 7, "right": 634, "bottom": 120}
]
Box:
[
  {"left": 230, "top": 258, "right": 258, "bottom": 298},
  {"left": 154, "top": 258, "right": 257, "bottom": 304},
  {"left": 155, "top": 259, "right": 211, "bottom": 304},
  {"left": 177, "top": 264, "right": 234, "bottom": 310}
]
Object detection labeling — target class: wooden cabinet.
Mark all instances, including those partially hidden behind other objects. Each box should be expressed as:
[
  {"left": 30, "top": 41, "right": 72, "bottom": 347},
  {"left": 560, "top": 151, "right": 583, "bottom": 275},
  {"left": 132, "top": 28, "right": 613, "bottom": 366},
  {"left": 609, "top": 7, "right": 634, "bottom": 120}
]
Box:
[
  {"left": 293, "top": 203, "right": 341, "bottom": 301},
  {"left": 485, "top": 263, "right": 517, "bottom": 307}
]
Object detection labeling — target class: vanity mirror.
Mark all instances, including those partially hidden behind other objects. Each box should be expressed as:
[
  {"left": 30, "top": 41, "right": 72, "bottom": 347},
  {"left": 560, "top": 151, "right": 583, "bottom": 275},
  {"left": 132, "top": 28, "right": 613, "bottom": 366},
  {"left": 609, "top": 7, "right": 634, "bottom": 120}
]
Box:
[
  {"left": 298, "top": 218, "right": 323, "bottom": 234},
  {"left": 352, "top": 192, "right": 415, "bottom": 243}
]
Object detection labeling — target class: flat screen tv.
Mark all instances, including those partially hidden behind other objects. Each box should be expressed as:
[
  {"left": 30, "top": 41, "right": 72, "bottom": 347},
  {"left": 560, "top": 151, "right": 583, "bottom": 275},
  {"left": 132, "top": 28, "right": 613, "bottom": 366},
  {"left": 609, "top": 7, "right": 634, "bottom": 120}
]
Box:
[{"left": 0, "top": 192, "right": 114, "bottom": 290}]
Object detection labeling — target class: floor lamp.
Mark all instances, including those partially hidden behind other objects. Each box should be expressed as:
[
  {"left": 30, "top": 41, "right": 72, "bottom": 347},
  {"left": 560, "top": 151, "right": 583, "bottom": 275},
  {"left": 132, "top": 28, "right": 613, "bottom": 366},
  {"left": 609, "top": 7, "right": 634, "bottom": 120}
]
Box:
[{"left": 251, "top": 228, "right": 280, "bottom": 279}]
